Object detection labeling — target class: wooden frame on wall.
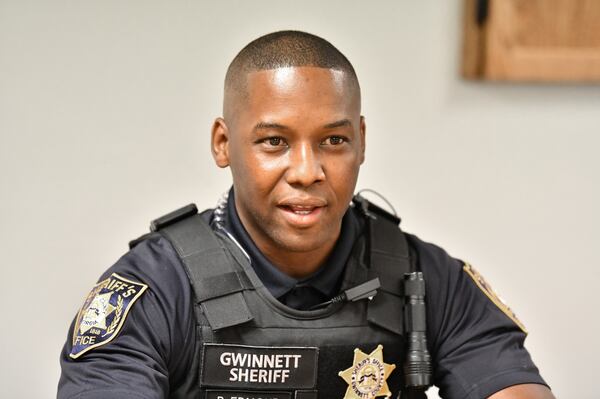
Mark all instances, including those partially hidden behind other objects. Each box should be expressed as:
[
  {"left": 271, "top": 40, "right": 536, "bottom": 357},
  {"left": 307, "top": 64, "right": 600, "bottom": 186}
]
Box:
[{"left": 462, "top": 0, "right": 600, "bottom": 82}]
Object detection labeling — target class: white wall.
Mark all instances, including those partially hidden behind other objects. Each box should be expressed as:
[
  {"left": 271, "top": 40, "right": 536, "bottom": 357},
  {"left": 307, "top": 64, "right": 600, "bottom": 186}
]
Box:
[{"left": 1, "top": 1, "right": 598, "bottom": 398}]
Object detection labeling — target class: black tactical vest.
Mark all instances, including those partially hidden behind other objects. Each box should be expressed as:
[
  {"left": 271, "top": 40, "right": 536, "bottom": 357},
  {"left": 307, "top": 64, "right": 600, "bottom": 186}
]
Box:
[{"left": 149, "top": 202, "right": 415, "bottom": 399}]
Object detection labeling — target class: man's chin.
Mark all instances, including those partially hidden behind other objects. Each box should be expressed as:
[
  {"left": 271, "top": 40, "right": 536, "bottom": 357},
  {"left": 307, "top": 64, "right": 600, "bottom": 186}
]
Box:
[{"left": 273, "top": 229, "right": 336, "bottom": 254}]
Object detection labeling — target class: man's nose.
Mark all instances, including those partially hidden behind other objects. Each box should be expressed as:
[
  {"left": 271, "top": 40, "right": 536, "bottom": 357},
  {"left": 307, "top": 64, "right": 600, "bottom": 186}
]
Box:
[{"left": 285, "top": 143, "right": 325, "bottom": 187}]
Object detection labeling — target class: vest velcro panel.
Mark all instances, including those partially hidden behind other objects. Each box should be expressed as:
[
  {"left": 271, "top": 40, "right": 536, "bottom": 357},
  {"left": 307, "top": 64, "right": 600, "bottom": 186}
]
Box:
[{"left": 160, "top": 214, "right": 254, "bottom": 330}]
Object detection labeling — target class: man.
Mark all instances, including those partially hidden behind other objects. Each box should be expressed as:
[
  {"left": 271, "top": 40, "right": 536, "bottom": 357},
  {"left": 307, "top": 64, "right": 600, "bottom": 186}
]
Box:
[{"left": 58, "top": 31, "right": 554, "bottom": 399}]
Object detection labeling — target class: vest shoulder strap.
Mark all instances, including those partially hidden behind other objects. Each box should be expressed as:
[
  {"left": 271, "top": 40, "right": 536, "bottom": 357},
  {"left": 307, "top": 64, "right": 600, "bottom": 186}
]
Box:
[
  {"left": 149, "top": 204, "right": 254, "bottom": 331},
  {"left": 352, "top": 195, "right": 414, "bottom": 336}
]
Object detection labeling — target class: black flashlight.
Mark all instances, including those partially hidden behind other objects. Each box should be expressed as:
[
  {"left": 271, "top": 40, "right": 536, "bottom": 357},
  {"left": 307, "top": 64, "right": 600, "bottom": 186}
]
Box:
[{"left": 400, "top": 272, "right": 432, "bottom": 399}]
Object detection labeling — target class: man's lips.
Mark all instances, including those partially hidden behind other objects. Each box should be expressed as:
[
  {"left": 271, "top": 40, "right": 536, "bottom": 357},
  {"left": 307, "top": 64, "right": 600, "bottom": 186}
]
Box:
[
  {"left": 276, "top": 198, "right": 327, "bottom": 226},
  {"left": 277, "top": 197, "right": 327, "bottom": 210}
]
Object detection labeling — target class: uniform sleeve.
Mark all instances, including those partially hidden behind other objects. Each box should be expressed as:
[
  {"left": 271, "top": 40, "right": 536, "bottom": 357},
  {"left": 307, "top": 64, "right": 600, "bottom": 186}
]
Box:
[
  {"left": 57, "top": 235, "right": 196, "bottom": 399},
  {"left": 407, "top": 235, "right": 548, "bottom": 399}
]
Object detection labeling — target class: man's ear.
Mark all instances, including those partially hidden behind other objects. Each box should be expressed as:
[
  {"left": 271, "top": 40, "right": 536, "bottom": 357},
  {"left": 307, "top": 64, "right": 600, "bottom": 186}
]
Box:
[
  {"left": 211, "top": 117, "right": 230, "bottom": 168},
  {"left": 359, "top": 115, "right": 366, "bottom": 165}
]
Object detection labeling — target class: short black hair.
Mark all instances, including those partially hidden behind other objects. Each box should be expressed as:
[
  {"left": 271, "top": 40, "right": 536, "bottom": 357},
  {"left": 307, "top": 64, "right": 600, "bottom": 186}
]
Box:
[{"left": 225, "top": 30, "right": 360, "bottom": 96}]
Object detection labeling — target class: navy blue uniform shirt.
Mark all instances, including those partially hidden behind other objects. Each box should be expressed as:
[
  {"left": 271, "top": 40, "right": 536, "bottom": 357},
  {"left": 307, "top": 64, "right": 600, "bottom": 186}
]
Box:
[{"left": 58, "top": 195, "right": 547, "bottom": 399}]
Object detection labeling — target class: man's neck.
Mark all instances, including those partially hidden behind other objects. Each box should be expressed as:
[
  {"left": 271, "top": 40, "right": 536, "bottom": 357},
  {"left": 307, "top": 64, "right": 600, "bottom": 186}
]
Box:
[{"left": 255, "top": 232, "right": 339, "bottom": 279}]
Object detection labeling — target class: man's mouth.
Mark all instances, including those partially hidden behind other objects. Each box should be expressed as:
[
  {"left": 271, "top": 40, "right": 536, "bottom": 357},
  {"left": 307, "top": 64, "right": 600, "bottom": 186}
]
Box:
[
  {"left": 277, "top": 199, "right": 327, "bottom": 227},
  {"left": 282, "top": 204, "right": 320, "bottom": 215}
]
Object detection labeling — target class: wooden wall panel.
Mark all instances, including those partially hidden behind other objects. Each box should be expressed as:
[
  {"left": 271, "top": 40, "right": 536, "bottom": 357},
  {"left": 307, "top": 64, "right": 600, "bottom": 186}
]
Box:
[{"left": 463, "top": 0, "right": 600, "bottom": 81}]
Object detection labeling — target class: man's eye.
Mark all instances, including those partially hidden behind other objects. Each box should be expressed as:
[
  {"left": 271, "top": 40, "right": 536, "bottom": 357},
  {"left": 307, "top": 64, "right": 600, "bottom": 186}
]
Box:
[
  {"left": 322, "top": 136, "right": 346, "bottom": 145},
  {"left": 265, "top": 137, "right": 286, "bottom": 146}
]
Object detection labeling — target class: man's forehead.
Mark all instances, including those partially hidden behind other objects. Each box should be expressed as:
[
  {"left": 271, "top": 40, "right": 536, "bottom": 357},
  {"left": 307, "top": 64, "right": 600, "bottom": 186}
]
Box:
[
  {"left": 224, "top": 66, "right": 361, "bottom": 123},
  {"left": 244, "top": 66, "right": 350, "bottom": 93}
]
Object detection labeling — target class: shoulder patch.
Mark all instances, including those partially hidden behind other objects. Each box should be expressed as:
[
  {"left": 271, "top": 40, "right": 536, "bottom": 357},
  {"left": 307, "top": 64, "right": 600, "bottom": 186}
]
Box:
[
  {"left": 70, "top": 273, "right": 148, "bottom": 359},
  {"left": 462, "top": 263, "right": 527, "bottom": 334}
]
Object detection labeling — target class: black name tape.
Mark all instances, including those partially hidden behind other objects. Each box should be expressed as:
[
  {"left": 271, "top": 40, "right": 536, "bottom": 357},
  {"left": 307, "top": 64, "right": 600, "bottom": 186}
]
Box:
[
  {"left": 205, "top": 390, "right": 291, "bottom": 399},
  {"left": 201, "top": 344, "right": 318, "bottom": 390}
]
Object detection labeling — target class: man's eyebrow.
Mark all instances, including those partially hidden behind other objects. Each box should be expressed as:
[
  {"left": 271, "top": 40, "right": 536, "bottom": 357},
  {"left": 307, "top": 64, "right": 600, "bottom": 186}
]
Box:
[
  {"left": 323, "top": 119, "right": 352, "bottom": 129},
  {"left": 252, "top": 119, "right": 352, "bottom": 132},
  {"left": 253, "top": 122, "right": 289, "bottom": 131}
]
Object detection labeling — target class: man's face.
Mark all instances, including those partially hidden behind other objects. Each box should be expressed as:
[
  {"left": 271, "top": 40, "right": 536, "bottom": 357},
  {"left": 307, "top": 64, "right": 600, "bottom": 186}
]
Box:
[{"left": 214, "top": 66, "right": 365, "bottom": 262}]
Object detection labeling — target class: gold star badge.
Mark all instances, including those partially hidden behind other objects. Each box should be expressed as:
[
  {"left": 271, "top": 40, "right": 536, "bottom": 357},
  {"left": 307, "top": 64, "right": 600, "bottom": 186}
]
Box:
[{"left": 338, "top": 344, "right": 396, "bottom": 399}]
